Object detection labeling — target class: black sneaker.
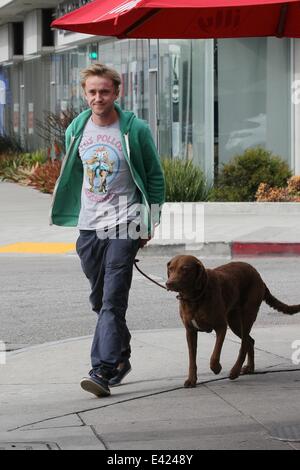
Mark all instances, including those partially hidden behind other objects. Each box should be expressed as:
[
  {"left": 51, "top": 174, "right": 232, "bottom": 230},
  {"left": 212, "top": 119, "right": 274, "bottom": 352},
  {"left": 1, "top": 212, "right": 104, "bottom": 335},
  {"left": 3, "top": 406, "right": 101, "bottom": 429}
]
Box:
[
  {"left": 109, "top": 359, "right": 132, "bottom": 387},
  {"left": 80, "top": 372, "right": 111, "bottom": 397}
]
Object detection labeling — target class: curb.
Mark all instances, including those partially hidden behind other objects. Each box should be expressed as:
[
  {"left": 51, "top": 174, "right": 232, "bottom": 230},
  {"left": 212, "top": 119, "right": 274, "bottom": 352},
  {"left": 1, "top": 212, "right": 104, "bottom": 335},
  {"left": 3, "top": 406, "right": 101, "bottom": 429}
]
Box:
[
  {"left": 143, "top": 242, "right": 300, "bottom": 257},
  {"left": 232, "top": 242, "right": 300, "bottom": 257},
  {"left": 141, "top": 242, "right": 231, "bottom": 257}
]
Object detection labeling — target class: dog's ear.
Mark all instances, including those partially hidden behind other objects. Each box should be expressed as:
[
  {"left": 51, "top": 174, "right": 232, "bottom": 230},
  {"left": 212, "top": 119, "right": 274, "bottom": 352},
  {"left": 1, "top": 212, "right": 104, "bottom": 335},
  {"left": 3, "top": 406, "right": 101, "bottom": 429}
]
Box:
[
  {"left": 195, "top": 261, "right": 208, "bottom": 287},
  {"left": 167, "top": 260, "right": 171, "bottom": 274}
]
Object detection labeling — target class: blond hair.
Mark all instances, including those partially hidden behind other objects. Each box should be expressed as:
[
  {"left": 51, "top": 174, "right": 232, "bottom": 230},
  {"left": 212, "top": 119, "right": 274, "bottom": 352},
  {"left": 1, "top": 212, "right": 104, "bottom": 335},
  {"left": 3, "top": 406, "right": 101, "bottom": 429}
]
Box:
[{"left": 80, "top": 63, "right": 121, "bottom": 93}]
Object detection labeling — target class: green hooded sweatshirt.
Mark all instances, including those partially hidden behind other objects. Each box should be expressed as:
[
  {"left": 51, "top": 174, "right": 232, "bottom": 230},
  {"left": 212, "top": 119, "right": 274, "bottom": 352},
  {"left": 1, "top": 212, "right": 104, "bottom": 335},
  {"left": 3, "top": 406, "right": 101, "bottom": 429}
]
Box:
[{"left": 50, "top": 103, "right": 165, "bottom": 235}]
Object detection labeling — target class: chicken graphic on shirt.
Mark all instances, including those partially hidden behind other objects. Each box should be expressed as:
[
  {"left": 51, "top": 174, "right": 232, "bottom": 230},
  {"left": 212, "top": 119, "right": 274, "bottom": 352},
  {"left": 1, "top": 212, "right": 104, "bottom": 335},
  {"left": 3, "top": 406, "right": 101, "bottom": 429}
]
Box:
[{"left": 85, "top": 147, "right": 114, "bottom": 194}]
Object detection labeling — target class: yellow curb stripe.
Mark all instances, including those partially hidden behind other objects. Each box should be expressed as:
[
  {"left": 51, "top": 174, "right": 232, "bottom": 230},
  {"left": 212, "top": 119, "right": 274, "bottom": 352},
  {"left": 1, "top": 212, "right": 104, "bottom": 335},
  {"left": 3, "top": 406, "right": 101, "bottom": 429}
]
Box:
[{"left": 0, "top": 242, "right": 76, "bottom": 254}]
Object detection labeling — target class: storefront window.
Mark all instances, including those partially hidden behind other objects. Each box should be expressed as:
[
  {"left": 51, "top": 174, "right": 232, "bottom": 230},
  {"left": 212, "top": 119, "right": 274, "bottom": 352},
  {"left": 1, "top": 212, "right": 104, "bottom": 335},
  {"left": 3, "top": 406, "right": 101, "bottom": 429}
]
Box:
[
  {"left": 98, "top": 39, "right": 149, "bottom": 121},
  {"left": 216, "top": 37, "right": 291, "bottom": 168},
  {"left": 54, "top": 44, "right": 94, "bottom": 113},
  {"left": 158, "top": 39, "right": 214, "bottom": 180},
  {"left": 48, "top": 36, "right": 291, "bottom": 180}
]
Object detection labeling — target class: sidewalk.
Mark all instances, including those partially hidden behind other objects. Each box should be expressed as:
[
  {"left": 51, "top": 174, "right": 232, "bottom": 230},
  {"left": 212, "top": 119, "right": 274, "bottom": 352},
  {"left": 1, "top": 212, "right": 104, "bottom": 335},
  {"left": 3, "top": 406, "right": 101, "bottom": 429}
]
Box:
[
  {"left": 0, "top": 328, "right": 299, "bottom": 450},
  {"left": 1, "top": 180, "right": 300, "bottom": 450},
  {"left": 1, "top": 181, "right": 300, "bottom": 256}
]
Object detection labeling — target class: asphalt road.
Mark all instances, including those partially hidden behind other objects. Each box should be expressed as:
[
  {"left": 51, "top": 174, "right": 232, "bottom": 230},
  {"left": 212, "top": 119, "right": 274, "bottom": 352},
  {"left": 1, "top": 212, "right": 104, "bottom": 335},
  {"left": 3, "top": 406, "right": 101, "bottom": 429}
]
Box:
[{"left": 1, "top": 254, "right": 300, "bottom": 350}]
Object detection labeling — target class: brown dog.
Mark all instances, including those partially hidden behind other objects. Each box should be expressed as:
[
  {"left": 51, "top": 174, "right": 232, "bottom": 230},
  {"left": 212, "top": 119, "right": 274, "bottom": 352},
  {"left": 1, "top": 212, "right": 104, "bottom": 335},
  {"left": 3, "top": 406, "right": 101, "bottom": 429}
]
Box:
[{"left": 166, "top": 255, "right": 300, "bottom": 387}]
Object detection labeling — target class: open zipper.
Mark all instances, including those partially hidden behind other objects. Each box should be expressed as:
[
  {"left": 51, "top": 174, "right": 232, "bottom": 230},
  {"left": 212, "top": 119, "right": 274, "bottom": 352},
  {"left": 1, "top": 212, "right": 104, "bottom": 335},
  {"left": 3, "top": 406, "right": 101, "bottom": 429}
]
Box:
[{"left": 121, "top": 132, "right": 152, "bottom": 234}]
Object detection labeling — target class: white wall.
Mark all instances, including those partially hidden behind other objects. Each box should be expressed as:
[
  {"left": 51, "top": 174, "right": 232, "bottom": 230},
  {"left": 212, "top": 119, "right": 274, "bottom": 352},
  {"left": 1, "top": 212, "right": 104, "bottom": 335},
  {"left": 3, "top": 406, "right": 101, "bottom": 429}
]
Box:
[
  {"left": 0, "top": 24, "right": 11, "bottom": 62},
  {"left": 24, "top": 10, "right": 41, "bottom": 55},
  {"left": 55, "top": 29, "right": 95, "bottom": 48},
  {"left": 0, "top": 0, "right": 13, "bottom": 7}
]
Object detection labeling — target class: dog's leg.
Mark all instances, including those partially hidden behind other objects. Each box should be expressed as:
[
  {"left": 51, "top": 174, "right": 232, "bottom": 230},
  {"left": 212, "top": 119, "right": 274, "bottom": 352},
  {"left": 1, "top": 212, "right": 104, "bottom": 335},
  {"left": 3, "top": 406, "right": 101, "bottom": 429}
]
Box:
[
  {"left": 228, "top": 318, "right": 254, "bottom": 375},
  {"left": 210, "top": 326, "right": 227, "bottom": 374},
  {"left": 229, "top": 305, "right": 258, "bottom": 380},
  {"left": 241, "top": 336, "right": 255, "bottom": 375},
  {"left": 184, "top": 328, "right": 198, "bottom": 388},
  {"left": 229, "top": 336, "right": 252, "bottom": 380}
]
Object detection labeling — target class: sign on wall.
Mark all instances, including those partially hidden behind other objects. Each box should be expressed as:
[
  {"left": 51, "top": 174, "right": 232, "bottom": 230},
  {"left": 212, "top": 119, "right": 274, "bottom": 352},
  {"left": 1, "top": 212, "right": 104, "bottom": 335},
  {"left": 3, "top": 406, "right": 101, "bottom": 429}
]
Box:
[{"left": 28, "top": 103, "right": 34, "bottom": 135}]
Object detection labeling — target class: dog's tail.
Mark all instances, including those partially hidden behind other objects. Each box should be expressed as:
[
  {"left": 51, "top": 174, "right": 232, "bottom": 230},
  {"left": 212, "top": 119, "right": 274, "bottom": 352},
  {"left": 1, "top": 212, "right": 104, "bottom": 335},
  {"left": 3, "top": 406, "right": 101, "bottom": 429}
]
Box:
[{"left": 264, "top": 284, "right": 300, "bottom": 315}]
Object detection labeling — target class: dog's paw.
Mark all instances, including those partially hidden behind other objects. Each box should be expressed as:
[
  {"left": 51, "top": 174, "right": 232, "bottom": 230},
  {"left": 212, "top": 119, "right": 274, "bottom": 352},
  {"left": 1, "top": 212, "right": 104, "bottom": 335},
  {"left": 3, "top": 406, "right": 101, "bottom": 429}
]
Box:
[
  {"left": 210, "top": 362, "right": 222, "bottom": 375},
  {"left": 241, "top": 365, "right": 254, "bottom": 375},
  {"left": 229, "top": 367, "right": 240, "bottom": 380},
  {"left": 184, "top": 378, "right": 197, "bottom": 388}
]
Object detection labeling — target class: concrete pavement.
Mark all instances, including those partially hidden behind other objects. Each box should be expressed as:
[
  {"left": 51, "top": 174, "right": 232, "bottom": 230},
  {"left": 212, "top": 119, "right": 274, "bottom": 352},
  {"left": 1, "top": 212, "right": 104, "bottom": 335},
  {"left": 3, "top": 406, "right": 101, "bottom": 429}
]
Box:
[
  {"left": 1, "top": 180, "right": 300, "bottom": 451},
  {"left": 0, "top": 328, "right": 299, "bottom": 450}
]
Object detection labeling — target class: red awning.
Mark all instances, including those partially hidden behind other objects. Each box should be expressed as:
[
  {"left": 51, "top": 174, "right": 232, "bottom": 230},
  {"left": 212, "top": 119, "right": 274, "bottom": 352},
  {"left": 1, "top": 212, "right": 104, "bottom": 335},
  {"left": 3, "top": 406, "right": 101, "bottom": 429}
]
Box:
[{"left": 51, "top": 0, "right": 300, "bottom": 39}]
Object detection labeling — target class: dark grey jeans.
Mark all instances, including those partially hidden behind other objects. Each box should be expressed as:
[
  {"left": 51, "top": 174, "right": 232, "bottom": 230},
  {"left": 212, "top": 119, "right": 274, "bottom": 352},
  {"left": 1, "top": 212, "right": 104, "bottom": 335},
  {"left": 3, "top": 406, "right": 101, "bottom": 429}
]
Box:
[{"left": 76, "top": 229, "right": 140, "bottom": 379}]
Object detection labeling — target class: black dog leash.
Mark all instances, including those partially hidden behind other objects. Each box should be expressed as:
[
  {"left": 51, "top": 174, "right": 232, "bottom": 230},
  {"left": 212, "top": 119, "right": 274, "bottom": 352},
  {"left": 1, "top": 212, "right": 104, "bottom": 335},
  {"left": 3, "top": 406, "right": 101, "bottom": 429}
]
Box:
[{"left": 134, "top": 259, "right": 167, "bottom": 290}]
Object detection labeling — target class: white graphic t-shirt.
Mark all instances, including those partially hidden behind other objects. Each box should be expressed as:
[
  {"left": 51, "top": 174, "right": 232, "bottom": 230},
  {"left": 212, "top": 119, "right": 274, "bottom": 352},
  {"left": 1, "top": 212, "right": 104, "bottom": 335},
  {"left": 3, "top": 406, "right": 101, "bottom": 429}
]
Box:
[{"left": 77, "top": 117, "right": 140, "bottom": 231}]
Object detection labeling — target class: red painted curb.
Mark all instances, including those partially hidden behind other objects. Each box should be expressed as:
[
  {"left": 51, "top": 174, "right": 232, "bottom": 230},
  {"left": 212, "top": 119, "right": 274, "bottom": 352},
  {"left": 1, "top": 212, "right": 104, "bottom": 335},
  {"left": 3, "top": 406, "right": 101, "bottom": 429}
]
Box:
[{"left": 232, "top": 242, "right": 300, "bottom": 257}]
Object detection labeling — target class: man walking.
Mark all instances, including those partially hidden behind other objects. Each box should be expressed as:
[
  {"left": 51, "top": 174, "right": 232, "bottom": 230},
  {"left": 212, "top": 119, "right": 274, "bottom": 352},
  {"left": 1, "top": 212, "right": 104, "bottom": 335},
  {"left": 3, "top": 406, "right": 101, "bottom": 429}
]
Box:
[{"left": 50, "top": 63, "right": 165, "bottom": 397}]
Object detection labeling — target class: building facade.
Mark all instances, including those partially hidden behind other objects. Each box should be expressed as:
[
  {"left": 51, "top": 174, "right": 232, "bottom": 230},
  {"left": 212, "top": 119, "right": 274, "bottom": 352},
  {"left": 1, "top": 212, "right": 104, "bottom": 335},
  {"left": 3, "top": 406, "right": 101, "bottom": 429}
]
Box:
[{"left": 1, "top": 0, "right": 300, "bottom": 182}]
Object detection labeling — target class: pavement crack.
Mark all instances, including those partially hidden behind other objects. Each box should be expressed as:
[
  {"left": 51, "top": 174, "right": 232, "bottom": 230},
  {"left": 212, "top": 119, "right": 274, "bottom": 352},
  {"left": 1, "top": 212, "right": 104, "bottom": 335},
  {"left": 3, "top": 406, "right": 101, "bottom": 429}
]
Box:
[
  {"left": 204, "top": 371, "right": 300, "bottom": 450},
  {"left": 18, "top": 425, "right": 85, "bottom": 431},
  {"left": 76, "top": 414, "right": 109, "bottom": 449},
  {"left": 226, "top": 335, "right": 293, "bottom": 362},
  {"left": 203, "top": 382, "right": 284, "bottom": 446},
  {"left": 203, "top": 381, "right": 250, "bottom": 417},
  {"left": 89, "top": 424, "right": 109, "bottom": 450}
]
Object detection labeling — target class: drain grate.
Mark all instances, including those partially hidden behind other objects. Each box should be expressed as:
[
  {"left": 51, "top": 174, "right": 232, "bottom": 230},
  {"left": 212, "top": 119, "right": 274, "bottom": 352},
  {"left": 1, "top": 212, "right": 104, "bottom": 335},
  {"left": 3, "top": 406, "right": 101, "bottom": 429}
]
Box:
[
  {"left": 269, "top": 424, "right": 300, "bottom": 442},
  {"left": 0, "top": 442, "right": 60, "bottom": 450}
]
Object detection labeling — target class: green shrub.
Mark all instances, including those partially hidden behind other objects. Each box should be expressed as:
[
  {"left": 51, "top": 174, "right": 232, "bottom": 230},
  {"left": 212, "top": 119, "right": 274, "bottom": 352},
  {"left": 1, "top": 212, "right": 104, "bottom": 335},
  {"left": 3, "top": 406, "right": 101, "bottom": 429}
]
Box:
[
  {"left": 0, "top": 150, "right": 47, "bottom": 183},
  {"left": 21, "top": 150, "right": 47, "bottom": 166},
  {"left": 0, "top": 153, "right": 27, "bottom": 182},
  {"left": 211, "top": 147, "right": 292, "bottom": 202},
  {"left": 161, "top": 158, "right": 209, "bottom": 202}
]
